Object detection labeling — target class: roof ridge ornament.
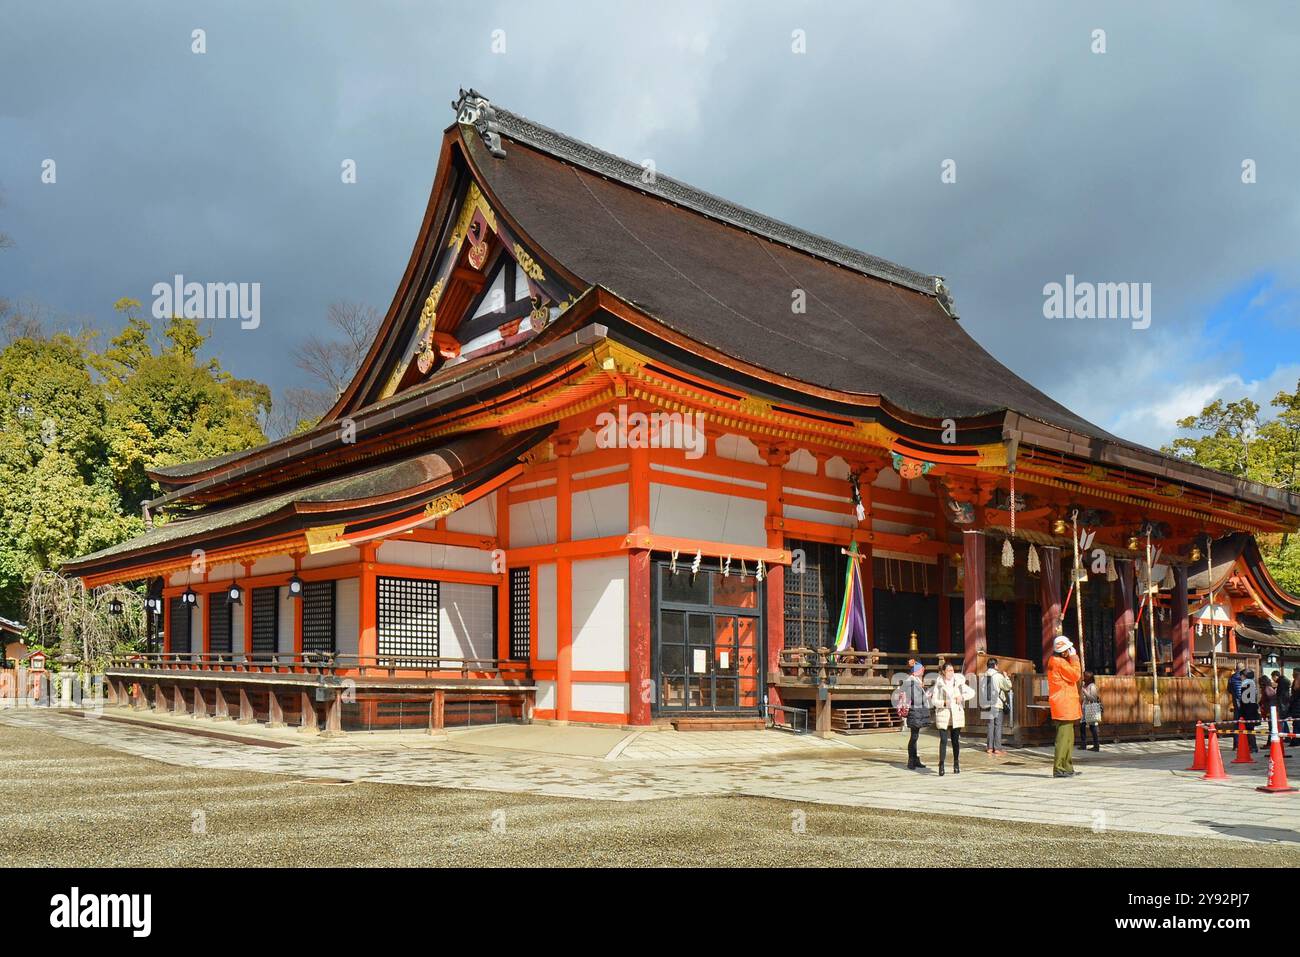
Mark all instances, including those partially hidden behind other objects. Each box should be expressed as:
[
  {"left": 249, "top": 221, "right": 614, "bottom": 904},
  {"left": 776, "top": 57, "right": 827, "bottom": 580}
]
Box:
[
  {"left": 452, "top": 88, "right": 506, "bottom": 158},
  {"left": 934, "top": 277, "right": 957, "bottom": 317}
]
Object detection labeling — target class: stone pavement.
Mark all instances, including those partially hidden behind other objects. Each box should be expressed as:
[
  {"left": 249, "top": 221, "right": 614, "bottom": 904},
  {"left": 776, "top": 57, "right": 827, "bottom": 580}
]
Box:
[{"left": 3, "top": 707, "right": 1298, "bottom": 844}]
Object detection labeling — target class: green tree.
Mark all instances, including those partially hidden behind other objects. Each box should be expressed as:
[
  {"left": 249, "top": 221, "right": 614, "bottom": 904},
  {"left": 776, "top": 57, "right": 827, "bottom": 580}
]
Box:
[
  {"left": 0, "top": 301, "right": 272, "bottom": 619},
  {"left": 1164, "top": 386, "right": 1300, "bottom": 595}
]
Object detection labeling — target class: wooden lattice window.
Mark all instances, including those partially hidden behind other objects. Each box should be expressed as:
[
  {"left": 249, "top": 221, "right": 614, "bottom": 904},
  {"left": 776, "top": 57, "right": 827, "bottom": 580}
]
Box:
[
  {"left": 377, "top": 576, "right": 438, "bottom": 664},
  {"left": 168, "top": 596, "right": 191, "bottom": 654},
  {"left": 301, "top": 580, "right": 336, "bottom": 654},
  {"left": 250, "top": 587, "right": 279, "bottom": 657},
  {"left": 207, "top": 593, "right": 233, "bottom": 655},
  {"left": 783, "top": 538, "right": 845, "bottom": 649},
  {"left": 509, "top": 567, "right": 530, "bottom": 661}
]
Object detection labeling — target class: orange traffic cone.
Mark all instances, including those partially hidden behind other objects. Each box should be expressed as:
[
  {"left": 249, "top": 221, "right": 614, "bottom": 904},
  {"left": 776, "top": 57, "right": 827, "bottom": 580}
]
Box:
[
  {"left": 1232, "top": 718, "right": 1256, "bottom": 764},
  {"left": 1202, "top": 724, "right": 1230, "bottom": 781},
  {"left": 1257, "top": 732, "right": 1298, "bottom": 794},
  {"left": 1186, "top": 721, "right": 1206, "bottom": 771}
]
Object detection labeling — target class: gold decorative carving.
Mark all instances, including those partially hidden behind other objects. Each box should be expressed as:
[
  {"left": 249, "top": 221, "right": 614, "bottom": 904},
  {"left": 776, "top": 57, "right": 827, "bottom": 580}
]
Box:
[
  {"left": 418, "top": 278, "right": 444, "bottom": 333},
  {"left": 305, "top": 524, "right": 349, "bottom": 554},
  {"left": 423, "top": 493, "right": 465, "bottom": 521},
  {"left": 1158, "top": 483, "right": 1185, "bottom": 499},
  {"left": 447, "top": 182, "right": 497, "bottom": 250},
  {"left": 737, "top": 396, "right": 773, "bottom": 417},
  {"left": 514, "top": 245, "right": 546, "bottom": 282}
]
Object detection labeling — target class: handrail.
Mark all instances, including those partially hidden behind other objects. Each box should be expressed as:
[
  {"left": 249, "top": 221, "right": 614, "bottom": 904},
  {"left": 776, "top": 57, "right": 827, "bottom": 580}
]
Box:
[{"left": 106, "top": 652, "right": 531, "bottom": 681}]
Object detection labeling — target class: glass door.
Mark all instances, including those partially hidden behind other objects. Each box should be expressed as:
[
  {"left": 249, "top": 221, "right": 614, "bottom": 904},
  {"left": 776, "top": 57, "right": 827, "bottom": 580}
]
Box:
[{"left": 653, "top": 559, "right": 763, "bottom": 713}]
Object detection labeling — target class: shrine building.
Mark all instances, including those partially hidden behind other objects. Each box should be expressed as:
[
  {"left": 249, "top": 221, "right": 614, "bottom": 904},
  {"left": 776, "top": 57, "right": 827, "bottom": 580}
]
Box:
[{"left": 66, "top": 89, "right": 1300, "bottom": 735}]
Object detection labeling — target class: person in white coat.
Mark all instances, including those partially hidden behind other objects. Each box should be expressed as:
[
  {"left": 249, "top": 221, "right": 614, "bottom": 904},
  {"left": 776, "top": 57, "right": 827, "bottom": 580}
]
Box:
[{"left": 931, "top": 663, "right": 976, "bottom": 776}]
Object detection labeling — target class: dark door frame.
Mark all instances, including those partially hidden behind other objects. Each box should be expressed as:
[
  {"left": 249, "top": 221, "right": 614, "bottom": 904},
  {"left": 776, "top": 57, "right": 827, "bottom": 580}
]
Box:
[{"left": 650, "top": 557, "right": 765, "bottom": 715}]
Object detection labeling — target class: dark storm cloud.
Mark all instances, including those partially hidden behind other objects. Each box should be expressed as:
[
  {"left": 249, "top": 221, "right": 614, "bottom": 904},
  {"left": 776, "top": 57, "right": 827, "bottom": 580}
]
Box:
[{"left": 1, "top": 0, "right": 1297, "bottom": 448}]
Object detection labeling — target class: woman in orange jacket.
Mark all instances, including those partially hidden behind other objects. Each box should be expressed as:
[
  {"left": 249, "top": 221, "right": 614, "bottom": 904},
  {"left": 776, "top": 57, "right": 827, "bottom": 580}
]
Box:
[{"left": 1046, "top": 634, "right": 1082, "bottom": 777}]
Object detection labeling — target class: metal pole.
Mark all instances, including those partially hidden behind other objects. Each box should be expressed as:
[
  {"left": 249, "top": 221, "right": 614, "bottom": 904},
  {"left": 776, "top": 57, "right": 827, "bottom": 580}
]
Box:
[
  {"left": 1147, "top": 528, "right": 1161, "bottom": 727},
  {"left": 1071, "top": 511, "right": 1086, "bottom": 673},
  {"left": 1207, "top": 534, "right": 1220, "bottom": 724}
]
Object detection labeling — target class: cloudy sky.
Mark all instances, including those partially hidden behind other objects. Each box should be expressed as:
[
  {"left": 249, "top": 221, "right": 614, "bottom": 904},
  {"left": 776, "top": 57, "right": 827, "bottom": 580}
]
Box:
[{"left": 1, "top": 0, "right": 1297, "bottom": 449}]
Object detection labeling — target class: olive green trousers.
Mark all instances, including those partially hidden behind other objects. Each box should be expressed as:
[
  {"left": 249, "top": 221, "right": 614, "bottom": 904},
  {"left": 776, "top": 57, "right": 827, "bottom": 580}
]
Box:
[{"left": 1053, "top": 720, "right": 1075, "bottom": 775}]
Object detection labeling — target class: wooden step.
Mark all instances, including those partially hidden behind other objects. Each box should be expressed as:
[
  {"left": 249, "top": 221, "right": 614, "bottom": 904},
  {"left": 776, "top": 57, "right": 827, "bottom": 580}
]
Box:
[{"left": 670, "top": 716, "right": 766, "bottom": 732}]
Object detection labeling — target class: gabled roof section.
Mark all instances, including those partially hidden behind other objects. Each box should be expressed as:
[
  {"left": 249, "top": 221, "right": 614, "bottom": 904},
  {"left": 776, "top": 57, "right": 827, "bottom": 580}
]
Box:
[
  {"left": 68, "top": 428, "right": 551, "bottom": 582},
  {"left": 460, "top": 91, "right": 950, "bottom": 304}
]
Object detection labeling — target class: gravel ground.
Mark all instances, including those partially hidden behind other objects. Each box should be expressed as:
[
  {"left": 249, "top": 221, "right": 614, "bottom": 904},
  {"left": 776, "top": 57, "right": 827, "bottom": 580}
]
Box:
[{"left": 2, "top": 724, "right": 1290, "bottom": 867}]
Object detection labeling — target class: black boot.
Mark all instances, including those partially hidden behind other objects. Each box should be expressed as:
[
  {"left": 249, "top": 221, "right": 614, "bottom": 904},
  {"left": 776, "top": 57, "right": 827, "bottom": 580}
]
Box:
[
  {"left": 938, "top": 763, "right": 945, "bottom": 776},
  {"left": 953, "top": 762, "right": 960, "bottom": 774}
]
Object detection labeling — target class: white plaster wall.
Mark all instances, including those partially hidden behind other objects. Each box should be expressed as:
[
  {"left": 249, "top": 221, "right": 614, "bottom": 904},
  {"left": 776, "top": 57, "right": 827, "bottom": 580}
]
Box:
[
  {"left": 714, "top": 433, "right": 763, "bottom": 464},
  {"left": 232, "top": 599, "right": 245, "bottom": 656},
  {"left": 536, "top": 563, "right": 557, "bottom": 660},
  {"left": 535, "top": 679, "right": 557, "bottom": 711},
  {"left": 277, "top": 587, "right": 295, "bottom": 654},
  {"left": 572, "top": 483, "right": 628, "bottom": 540},
  {"left": 787, "top": 448, "right": 819, "bottom": 475},
  {"left": 301, "top": 546, "right": 360, "bottom": 570},
  {"left": 446, "top": 495, "right": 496, "bottom": 536},
  {"left": 873, "top": 519, "right": 931, "bottom": 537},
  {"left": 873, "top": 468, "right": 901, "bottom": 491},
  {"left": 825, "top": 456, "right": 851, "bottom": 481},
  {"left": 250, "top": 554, "right": 295, "bottom": 577},
  {"left": 571, "top": 556, "right": 629, "bottom": 671},
  {"left": 375, "top": 540, "right": 493, "bottom": 573},
  {"left": 784, "top": 503, "right": 856, "bottom": 529},
  {"left": 335, "top": 577, "right": 359, "bottom": 658},
  {"left": 649, "top": 483, "right": 766, "bottom": 547},
  {"left": 189, "top": 600, "right": 203, "bottom": 661},
  {"left": 439, "top": 582, "right": 496, "bottom": 661},
  {"left": 510, "top": 496, "right": 557, "bottom": 548},
  {"left": 571, "top": 681, "right": 629, "bottom": 715},
  {"left": 206, "top": 562, "right": 238, "bottom": 583}
]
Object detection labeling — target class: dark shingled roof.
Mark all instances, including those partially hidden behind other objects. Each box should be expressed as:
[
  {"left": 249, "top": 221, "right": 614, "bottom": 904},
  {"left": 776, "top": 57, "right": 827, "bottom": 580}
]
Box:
[
  {"left": 65, "top": 429, "right": 546, "bottom": 574},
  {"left": 1235, "top": 616, "right": 1300, "bottom": 650},
  {"left": 464, "top": 120, "right": 1114, "bottom": 439}
]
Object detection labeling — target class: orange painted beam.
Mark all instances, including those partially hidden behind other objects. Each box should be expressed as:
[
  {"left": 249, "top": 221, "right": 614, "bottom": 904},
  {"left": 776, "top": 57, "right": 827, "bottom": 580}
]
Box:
[
  {"left": 293, "top": 555, "right": 304, "bottom": 656},
  {"left": 496, "top": 487, "right": 510, "bottom": 661},
  {"left": 628, "top": 441, "right": 651, "bottom": 725},
  {"left": 369, "top": 563, "right": 500, "bottom": 586},
  {"left": 359, "top": 544, "right": 377, "bottom": 661},
  {"left": 555, "top": 439, "right": 574, "bottom": 722}
]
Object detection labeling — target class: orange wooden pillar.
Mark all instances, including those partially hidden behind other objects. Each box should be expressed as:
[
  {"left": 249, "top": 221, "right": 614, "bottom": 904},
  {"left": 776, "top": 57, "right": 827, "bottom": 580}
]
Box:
[
  {"left": 495, "top": 487, "right": 511, "bottom": 662},
  {"left": 162, "top": 592, "right": 171, "bottom": 656},
  {"left": 1171, "top": 565, "right": 1191, "bottom": 677},
  {"left": 1040, "top": 545, "right": 1062, "bottom": 668},
  {"left": 197, "top": 585, "right": 208, "bottom": 660},
  {"left": 359, "top": 543, "right": 377, "bottom": 663},
  {"left": 628, "top": 441, "right": 652, "bottom": 725},
  {"left": 962, "top": 529, "right": 986, "bottom": 675},
  {"left": 763, "top": 446, "right": 790, "bottom": 711},
  {"left": 1114, "top": 558, "right": 1136, "bottom": 676},
  {"left": 554, "top": 435, "right": 575, "bottom": 722},
  {"left": 241, "top": 562, "right": 254, "bottom": 662},
  {"left": 292, "top": 556, "right": 304, "bottom": 659}
]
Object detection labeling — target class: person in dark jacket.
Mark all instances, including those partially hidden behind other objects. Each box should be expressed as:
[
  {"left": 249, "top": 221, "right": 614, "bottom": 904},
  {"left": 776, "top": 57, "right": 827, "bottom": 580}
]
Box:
[
  {"left": 1240, "top": 670, "right": 1261, "bottom": 754},
  {"left": 1273, "top": 670, "right": 1290, "bottom": 715},
  {"left": 894, "top": 662, "right": 932, "bottom": 771},
  {"left": 1288, "top": 667, "right": 1300, "bottom": 747},
  {"left": 1228, "top": 662, "right": 1245, "bottom": 723}
]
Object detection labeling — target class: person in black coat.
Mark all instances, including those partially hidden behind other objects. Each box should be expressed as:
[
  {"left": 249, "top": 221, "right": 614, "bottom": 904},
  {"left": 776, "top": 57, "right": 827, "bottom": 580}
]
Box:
[
  {"left": 1240, "top": 670, "right": 1261, "bottom": 754},
  {"left": 1288, "top": 667, "right": 1300, "bottom": 747},
  {"left": 895, "top": 662, "right": 932, "bottom": 771}
]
